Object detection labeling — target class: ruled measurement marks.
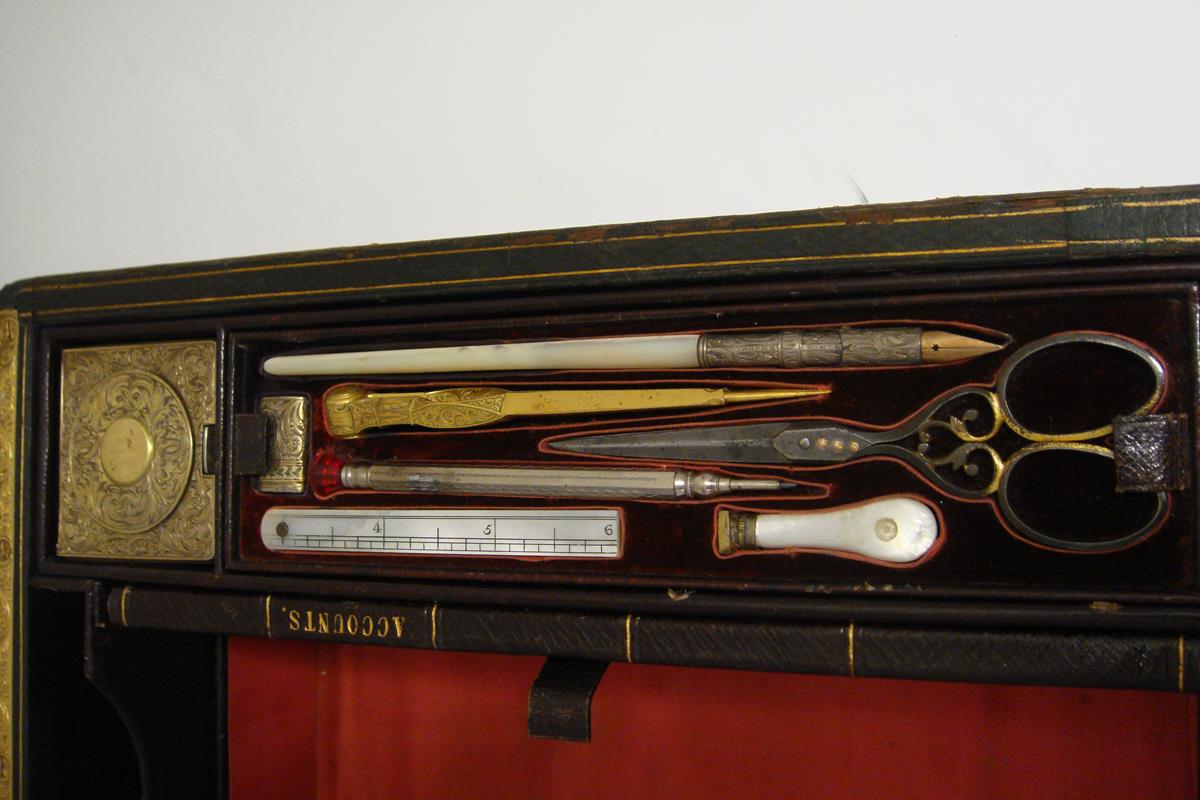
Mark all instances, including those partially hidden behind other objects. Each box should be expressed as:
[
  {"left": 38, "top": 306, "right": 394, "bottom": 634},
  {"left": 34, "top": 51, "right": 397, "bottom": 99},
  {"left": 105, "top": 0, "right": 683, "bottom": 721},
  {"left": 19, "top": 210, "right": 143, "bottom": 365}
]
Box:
[{"left": 261, "top": 508, "right": 621, "bottom": 559}]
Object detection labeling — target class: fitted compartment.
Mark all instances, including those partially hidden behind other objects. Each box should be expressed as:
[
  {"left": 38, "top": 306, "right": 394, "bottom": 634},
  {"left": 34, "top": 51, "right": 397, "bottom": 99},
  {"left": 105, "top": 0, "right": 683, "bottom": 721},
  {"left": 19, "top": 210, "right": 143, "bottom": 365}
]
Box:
[{"left": 228, "top": 284, "right": 1197, "bottom": 596}]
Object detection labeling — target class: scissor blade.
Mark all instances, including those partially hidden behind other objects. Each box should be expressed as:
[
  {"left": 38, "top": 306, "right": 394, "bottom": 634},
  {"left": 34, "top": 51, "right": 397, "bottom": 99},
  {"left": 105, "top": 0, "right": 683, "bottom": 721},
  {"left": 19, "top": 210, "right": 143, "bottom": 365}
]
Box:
[{"left": 549, "top": 422, "right": 798, "bottom": 464}]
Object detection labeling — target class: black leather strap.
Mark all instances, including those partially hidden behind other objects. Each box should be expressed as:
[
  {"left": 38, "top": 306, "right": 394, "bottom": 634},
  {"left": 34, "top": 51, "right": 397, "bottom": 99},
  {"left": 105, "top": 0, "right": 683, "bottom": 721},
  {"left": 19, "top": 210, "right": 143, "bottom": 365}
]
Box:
[
  {"left": 527, "top": 657, "right": 609, "bottom": 742},
  {"left": 231, "top": 413, "right": 270, "bottom": 475},
  {"left": 1113, "top": 413, "right": 1190, "bottom": 493}
]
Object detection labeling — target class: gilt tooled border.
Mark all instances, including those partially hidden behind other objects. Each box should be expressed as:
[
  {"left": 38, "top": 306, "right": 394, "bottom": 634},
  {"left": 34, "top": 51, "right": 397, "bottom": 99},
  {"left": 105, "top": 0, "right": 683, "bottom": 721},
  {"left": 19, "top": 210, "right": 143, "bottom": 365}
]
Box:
[
  {"left": 0, "top": 309, "right": 21, "bottom": 799},
  {"left": 18, "top": 196, "right": 1200, "bottom": 317}
]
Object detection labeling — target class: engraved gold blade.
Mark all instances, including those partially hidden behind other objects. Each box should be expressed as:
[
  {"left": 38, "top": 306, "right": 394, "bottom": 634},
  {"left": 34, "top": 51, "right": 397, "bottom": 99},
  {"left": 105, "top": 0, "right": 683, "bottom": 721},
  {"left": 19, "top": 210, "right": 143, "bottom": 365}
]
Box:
[
  {"left": 324, "top": 385, "right": 510, "bottom": 435},
  {"left": 498, "top": 387, "right": 824, "bottom": 417},
  {"left": 323, "top": 384, "right": 826, "bottom": 435}
]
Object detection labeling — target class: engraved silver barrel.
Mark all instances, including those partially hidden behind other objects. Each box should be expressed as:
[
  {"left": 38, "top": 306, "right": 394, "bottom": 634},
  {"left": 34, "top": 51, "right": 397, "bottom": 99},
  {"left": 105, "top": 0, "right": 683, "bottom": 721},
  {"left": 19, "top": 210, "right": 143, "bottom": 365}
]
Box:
[
  {"left": 698, "top": 327, "right": 923, "bottom": 368},
  {"left": 339, "top": 464, "right": 788, "bottom": 499}
]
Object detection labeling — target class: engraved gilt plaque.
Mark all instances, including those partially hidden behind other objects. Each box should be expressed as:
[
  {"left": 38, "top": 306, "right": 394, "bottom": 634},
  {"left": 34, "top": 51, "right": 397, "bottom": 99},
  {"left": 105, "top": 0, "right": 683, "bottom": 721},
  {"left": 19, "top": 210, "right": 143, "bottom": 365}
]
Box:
[
  {"left": 257, "top": 395, "right": 309, "bottom": 494},
  {"left": 58, "top": 341, "right": 217, "bottom": 561}
]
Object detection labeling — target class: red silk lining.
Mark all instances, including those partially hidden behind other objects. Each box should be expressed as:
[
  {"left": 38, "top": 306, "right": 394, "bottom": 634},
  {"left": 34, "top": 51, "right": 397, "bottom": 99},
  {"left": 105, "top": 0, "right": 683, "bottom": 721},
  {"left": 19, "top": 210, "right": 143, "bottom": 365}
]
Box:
[{"left": 228, "top": 637, "right": 1197, "bottom": 799}]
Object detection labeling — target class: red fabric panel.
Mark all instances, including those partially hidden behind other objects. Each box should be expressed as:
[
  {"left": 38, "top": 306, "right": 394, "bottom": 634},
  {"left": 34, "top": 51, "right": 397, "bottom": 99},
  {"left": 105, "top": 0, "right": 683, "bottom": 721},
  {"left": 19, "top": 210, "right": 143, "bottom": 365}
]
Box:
[
  {"left": 228, "top": 637, "right": 1197, "bottom": 799},
  {"left": 227, "top": 638, "right": 319, "bottom": 799}
]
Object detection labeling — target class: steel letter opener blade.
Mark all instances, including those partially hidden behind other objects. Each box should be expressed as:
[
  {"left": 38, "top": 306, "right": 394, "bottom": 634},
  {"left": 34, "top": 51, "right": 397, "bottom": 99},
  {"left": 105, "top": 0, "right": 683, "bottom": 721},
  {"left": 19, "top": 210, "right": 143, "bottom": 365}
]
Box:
[{"left": 549, "top": 420, "right": 834, "bottom": 464}]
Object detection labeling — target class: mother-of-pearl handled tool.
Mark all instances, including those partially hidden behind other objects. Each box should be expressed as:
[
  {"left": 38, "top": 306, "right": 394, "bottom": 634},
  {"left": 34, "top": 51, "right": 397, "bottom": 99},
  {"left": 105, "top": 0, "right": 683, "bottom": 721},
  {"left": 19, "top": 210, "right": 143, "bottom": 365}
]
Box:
[
  {"left": 263, "top": 328, "right": 1002, "bottom": 375},
  {"left": 717, "top": 496, "right": 938, "bottom": 562}
]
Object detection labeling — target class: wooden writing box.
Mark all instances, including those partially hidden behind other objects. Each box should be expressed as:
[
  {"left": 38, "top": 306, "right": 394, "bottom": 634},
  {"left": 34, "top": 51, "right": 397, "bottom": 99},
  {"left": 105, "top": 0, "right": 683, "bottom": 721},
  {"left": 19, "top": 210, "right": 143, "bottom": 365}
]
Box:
[{"left": 3, "top": 184, "right": 1200, "bottom": 796}]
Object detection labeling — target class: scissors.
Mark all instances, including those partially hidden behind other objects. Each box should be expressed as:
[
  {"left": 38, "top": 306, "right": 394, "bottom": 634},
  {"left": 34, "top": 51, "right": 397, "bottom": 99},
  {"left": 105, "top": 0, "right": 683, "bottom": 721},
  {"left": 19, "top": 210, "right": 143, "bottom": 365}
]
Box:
[{"left": 550, "top": 332, "right": 1170, "bottom": 552}]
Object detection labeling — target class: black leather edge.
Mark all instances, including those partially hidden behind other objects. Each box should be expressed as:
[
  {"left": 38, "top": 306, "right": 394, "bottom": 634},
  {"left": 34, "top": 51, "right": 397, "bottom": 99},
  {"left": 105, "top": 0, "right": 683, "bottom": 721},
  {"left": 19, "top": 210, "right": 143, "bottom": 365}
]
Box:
[
  {"left": 12, "top": 185, "right": 1200, "bottom": 321},
  {"left": 105, "top": 587, "right": 1200, "bottom": 693}
]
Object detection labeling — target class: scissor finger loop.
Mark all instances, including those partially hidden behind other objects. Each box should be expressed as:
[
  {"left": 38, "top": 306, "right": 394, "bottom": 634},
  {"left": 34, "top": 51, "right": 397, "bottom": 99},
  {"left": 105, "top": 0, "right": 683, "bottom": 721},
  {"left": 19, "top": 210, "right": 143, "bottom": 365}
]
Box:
[{"left": 997, "top": 442, "right": 1170, "bottom": 552}]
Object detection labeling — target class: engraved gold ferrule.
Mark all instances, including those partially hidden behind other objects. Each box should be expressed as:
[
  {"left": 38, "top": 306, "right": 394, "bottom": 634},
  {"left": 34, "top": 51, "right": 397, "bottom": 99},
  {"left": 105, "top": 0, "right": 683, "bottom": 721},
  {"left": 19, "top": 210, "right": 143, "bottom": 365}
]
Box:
[{"left": 716, "top": 509, "right": 757, "bottom": 554}]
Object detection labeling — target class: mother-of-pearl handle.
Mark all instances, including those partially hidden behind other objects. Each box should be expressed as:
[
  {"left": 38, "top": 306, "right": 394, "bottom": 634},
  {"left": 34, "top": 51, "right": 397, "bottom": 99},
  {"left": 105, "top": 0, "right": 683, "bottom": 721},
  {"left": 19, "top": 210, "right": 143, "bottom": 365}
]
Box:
[
  {"left": 716, "top": 497, "right": 938, "bottom": 563},
  {"left": 264, "top": 334, "right": 702, "bottom": 375}
]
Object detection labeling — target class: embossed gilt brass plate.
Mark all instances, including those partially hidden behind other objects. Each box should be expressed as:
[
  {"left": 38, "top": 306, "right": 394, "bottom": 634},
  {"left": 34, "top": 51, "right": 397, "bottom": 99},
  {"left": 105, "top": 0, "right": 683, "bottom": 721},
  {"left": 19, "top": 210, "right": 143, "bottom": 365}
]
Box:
[
  {"left": 257, "top": 395, "right": 309, "bottom": 494},
  {"left": 57, "top": 341, "right": 217, "bottom": 560}
]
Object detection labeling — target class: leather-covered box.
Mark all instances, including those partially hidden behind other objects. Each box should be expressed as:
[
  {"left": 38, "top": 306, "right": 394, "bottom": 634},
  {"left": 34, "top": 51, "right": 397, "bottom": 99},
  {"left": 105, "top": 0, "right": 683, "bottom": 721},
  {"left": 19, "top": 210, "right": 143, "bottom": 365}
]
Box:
[{"left": 4, "top": 184, "right": 1200, "bottom": 796}]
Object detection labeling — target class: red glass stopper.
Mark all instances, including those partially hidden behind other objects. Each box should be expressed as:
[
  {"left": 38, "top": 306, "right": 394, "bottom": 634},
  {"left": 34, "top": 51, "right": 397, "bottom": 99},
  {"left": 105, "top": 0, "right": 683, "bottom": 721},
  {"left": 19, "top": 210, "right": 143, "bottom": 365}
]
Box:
[{"left": 311, "top": 451, "right": 345, "bottom": 498}]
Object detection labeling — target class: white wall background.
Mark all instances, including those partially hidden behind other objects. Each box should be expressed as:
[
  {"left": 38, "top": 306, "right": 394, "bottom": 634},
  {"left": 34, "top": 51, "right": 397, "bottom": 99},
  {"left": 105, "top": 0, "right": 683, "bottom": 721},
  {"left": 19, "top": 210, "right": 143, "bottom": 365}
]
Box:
[{"left": 2, "top": 1, "right": 1198, "bottom": 285}]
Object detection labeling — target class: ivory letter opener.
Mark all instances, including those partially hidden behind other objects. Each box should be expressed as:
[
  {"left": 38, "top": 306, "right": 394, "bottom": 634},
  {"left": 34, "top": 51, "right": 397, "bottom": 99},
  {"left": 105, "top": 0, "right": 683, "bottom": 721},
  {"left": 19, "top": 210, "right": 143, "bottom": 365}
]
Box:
[{"left": 264, "top": 327, "right": 1003, "bottom": 376}]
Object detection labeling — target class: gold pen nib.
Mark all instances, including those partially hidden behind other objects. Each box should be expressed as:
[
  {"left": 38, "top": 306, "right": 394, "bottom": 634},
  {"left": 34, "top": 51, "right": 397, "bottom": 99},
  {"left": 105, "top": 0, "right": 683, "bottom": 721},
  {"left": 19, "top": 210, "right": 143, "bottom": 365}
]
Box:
[
  {"left": 723, "top": 387, "right": 830, "bottom": 403},
  {"left": 920, "top": 331, "right": 1006, "bottom": 364}
]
